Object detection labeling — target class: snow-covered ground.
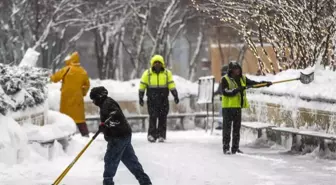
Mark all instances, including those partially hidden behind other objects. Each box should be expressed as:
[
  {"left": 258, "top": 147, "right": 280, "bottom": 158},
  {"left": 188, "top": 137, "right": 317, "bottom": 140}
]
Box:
[{"left": 0, "top": 130, "right": 335, "bottom": 185}]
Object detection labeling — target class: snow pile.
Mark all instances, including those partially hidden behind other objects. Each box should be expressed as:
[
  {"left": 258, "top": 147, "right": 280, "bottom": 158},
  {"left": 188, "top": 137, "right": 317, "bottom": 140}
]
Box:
[
  {"left": 245, "top": 67, "right": 334, "bottom": 101},
  {"left": 87, "top": 75, "right": 198, "bottom": 101},
  {"left": 0, "top": 63, "right": 50, "bottom": 115},
  {"left": 0, "top": 115, "right": 28, "bottom": 165},
  {"left": 48, "top": 75, "right": 198, "bottom": 110},
  {"left": 0, "top": 110, "right": 76, "bottom": 165},
  {"left": 22, "top": 110, "right": 77, "bottom": 142},
  {"left": 48, "top": 66, "right": 336, "bottom": 113}
]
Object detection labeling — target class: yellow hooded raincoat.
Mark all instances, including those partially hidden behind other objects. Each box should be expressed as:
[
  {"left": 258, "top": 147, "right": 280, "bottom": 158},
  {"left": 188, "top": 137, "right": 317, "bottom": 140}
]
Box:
[{"left": 50, "top": 52, "right": 90, "bottom": 123}]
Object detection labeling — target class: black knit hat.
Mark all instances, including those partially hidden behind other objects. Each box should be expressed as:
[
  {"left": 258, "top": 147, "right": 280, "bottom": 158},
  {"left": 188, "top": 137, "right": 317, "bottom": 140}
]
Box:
[
  {"left": 89, "top": 86, "right": 108, "bottom": 100},
  {"left": 227, "top": 61, "right": 242, "bottom": 76},
  {"left": 221, "top": 65, "right": 228, "bottom": 76}
]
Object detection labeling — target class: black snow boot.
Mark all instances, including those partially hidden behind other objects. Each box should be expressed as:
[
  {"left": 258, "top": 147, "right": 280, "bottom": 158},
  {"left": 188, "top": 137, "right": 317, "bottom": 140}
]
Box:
[
  {"left": 223, "top": 148, "right": 231, "bottom": 155},
  {"left": 147, "top": 135, "right": 156, "bottom": 143},
  {"left": 232, "top": 148, "right": 243, "bottom": 154},
  {"left": 215, "top": 125, "right": 223, "bottom": 130}
]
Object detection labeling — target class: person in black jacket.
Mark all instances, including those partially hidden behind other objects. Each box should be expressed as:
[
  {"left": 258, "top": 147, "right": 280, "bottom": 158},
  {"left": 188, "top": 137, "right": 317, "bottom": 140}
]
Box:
[
  {"left": 89, "top": 86, "right": 152, "bottom": 185},
  {"left": 221, "top": 62, "right": 272, "bottom": 154}
]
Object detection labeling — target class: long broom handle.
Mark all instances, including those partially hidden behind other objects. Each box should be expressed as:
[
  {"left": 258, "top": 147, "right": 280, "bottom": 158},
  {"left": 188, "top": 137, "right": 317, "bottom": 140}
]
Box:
[
  {"left": 52, "top": 131, "right": 101, "bottom": 185},
  {"left": 251, "top": 78, "right": 299, "bottom": 88}
]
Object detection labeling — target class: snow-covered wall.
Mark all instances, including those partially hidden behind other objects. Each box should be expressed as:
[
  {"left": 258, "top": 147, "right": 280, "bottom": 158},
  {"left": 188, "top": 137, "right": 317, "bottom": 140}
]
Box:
[
  {"left": 23, "top": 110, "right": 77, "bottom": 142},
  {"left": 245, "top": 67, "right": 336, "bottom": 104},
  {"left": 48, "top": 68, "right": 336, "bottom": 133}
]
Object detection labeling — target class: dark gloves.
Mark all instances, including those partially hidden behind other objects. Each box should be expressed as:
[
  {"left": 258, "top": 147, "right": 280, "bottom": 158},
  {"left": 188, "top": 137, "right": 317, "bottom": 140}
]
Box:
[
  {"left": 260, "top": 81, "right": 272, "bottom": 87},
  {"left": 139, "top": 91, "right": 145, "bottom": 106},
  {"left": 174, "top": 96, "right": 179, "bottom": 104},
  {"left": 99, "top": 122, "right": 106, "bottom": 132},
  {"left": 99, "top": 111, "right": 118, "bottom": 131},
  {"left": 233, "top": 86, "right": 246, "bottom": 94},
  {"left": 171, "top": 89, "right": 179, "bottom": 104},
  {"left": 139, "top": 98, "right": 144, "bottom": 106},
  {"left": 99, "top": 120, "right": 120, "bottom": 131}
]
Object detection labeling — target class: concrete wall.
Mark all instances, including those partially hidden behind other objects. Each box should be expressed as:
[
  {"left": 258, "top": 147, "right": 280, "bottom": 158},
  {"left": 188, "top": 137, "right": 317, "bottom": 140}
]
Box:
[
  {"left": 84, "top": 96, "right": 336, "bottom": 135},
  {"left": 10, "top": 94, "right": 334, "bottom": 137},
  {"left": 9, "top": 104, "right": 48, "bottom": 126},
  {"left": 244, "top": 101, "right": 335, "bottom": 134},
  {"left": 14, "top": 112, "right": 45, "bottom": 126}
]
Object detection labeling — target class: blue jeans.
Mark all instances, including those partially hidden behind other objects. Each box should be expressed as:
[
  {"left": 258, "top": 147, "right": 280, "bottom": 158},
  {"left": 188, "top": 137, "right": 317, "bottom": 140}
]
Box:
[{"left": 103, "top": 135, "right": 152, "bottom": 185}]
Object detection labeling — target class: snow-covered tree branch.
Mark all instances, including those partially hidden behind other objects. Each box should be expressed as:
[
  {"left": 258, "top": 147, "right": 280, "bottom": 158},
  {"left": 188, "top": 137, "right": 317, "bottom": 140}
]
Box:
[
  {"left": 192, "top": 0, "right": 336, "bottom": 71},
  {"left": 0, "top": 0, "right": 88, "bottom": 68},
  {"left": 1, "top": 0, "right": 208, "bottom": 80}
]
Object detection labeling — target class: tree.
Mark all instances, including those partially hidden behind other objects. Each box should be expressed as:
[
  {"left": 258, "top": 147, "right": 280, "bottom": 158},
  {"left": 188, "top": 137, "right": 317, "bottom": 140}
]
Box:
[
  {"left": 0, "top": 0, "right": 88, "bottom": 69},
  {"left": 77, "top": 0, "right": 132, "bottom": 79},
  {"left": 192, "top": 0, "right": 336, "bottom": 72},
  {"left": 1, "top": 0, "right": 208, "bottom": 80},
  {"left": 122, "top": 0, "right": 201, "bottom": 79}
]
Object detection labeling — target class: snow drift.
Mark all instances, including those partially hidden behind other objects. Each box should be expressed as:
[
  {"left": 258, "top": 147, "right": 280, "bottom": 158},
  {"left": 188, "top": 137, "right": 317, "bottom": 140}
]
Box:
[
  {"left": 0, "top": 110, "right": 77, "bottom": 165},
  {"left": 48, "top": 67, "right": 336, "bottom": 112},
  {"left": 48, "top": 75, "right": 198, "bottom": 111},
  {"left": 23, "top": 110, "right": 77, "bottom": 142},
  {"left": 0, "top": 115, "right": 28, "bottom": 165},
  {"left": 246, "top": 67, "right": 331, "bottom": 101}
]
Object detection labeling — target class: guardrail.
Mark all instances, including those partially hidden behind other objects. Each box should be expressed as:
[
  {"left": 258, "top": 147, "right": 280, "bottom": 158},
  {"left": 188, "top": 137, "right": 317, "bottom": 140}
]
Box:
[{"left": 86, "top": 112, "right": 220, "bottom": 132}]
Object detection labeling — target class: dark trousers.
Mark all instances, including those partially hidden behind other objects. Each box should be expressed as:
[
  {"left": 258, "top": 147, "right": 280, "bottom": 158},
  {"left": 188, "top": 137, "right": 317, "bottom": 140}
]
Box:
[
  {"left": 222, "top": 108, "right": 242, "bottom": 152},
  {"left": 147, "top": 98, "right": 169, "bottom": 140},
  {"left": 103, "top": 135, "right": 152, "bottom": 185},
  {"left": 148, "top": 115, "right": 167, "bottom": 139},
  {"left": 76, "top": 122, "right": 89, "bottom": 137}
]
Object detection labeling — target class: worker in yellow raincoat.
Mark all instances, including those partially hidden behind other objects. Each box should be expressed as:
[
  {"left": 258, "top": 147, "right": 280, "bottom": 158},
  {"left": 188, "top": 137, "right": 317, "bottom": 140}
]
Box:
[{"left": 50, "top": 51, "right": 90, "bottom": 137}]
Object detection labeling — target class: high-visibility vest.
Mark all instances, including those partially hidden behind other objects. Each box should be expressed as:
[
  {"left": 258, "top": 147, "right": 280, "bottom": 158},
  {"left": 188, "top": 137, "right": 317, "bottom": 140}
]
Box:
[
  {"left": 221, "top": 75, "right": 249, "bottom": 108},
  {"left": 139, "top": 68, "right": 176, "bottom": 92}
]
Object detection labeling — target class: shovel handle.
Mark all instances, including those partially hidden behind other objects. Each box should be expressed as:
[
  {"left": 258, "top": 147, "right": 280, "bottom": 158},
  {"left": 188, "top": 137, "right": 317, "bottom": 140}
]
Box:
[
  {"left": 272, "top": 78, "right": 299, "bottom": 84},
  {"left": 250, "top": 78, "right": 299, "bottom": 88}
]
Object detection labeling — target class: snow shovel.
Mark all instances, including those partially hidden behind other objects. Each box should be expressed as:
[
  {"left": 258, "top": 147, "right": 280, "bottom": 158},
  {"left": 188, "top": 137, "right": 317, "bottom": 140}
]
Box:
[
  {"left": 52, "top": 116, "right": 112, "bottom": 185},
  {"left": 249, "top": 71, "right": 314, "bottom": 88}
]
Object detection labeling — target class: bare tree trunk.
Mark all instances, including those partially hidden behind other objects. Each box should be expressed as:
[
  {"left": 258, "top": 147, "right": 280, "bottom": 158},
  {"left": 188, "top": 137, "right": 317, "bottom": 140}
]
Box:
[
  {"left": 150, "top": 0, "right": 179, "bottom": 57},
  {"left": 216, "top": 27, "right": 225, "bottom": 65},
  {"left": 188, "top": 21, "right": 204, "bottom": 81},
  {"left": 118, "top": 27, "right": 125, "bottom": 80},
  {"left": 94, "top": 28, "right": 105, "bottom": 79},
  {"left": 237, "top": 44, "right": 247, "bottom": 66}
]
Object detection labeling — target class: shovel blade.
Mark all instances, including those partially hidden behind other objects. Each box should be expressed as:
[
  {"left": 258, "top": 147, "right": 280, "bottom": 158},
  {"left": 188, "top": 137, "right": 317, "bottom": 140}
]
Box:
[{"left": 299, "top": 72, "right": 314, "bottom": 84}]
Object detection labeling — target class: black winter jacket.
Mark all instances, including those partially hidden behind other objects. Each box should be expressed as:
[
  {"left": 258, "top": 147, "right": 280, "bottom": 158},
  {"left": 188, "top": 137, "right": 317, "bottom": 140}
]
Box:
[{"left": 98, "top": 97, "right": 132, "bottom": 139}]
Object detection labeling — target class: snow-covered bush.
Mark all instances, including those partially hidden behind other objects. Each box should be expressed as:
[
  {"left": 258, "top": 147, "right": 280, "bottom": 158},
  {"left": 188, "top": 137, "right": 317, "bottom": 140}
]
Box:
[{"left": 0, "top": 63, "right": 50, "bottom": 115}]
